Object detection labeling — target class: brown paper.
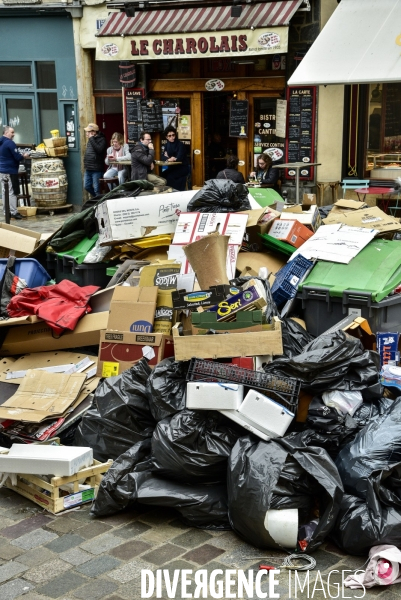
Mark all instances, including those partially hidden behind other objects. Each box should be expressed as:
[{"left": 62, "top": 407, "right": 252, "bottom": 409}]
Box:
[{"left": 183, "top": 232, "right": 230, "bottom": 289}]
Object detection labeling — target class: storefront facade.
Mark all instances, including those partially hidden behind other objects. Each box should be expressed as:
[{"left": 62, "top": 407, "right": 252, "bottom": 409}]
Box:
[{"left": 94, "top": 0, "right": 306, "bottom": 188}]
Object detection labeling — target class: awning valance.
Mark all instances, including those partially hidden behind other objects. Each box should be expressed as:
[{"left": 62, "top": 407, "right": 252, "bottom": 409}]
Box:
[
  {"left": 288, "top": 0, "right": 401, "bottom": 86},
  {"left": 98, "top": 0, "right": 303, "bottom": 36}
]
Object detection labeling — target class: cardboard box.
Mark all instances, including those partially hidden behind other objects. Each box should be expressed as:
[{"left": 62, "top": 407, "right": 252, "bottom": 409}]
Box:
[
  {"left": 107, "top": 286, "right": 157, "bottom": 334},
  {"left": 0, "top": 223, "right": 41, "bottom": 258},
  {"left": 268, "top": 219, "right": 313, "bottom": 248},
  {"left": 328, "top": 199, "right": 368, "bottom": 215},
  {"left": 172, "top": 285, "right": 240, "bottom": 311},
  {"left": 17, "top": 207, "right": 38, "bottom": 218},
  {"left": 236, "top": 252, "right": 287, "bottom": 278},
  {"left": 139, "top": 261, "right": 181, "bottom": 289},
  {"left": 0, "top": 371, "right": 87, "bottom": 422},
  {"left": 241, "top": 206, "right": 281, "bottom": 248},
  {"left": 0, "top": 312, "right": 108, "bottom": 355},
  {"left": 280, "top": 204, "right": 322, "bottom": 232},
  {"left": 302, "top": 193, "right": 317, "bottom": 206},
  {"left": 97, "top": 330, "right": 174, "bottom": 377},
  {"left": 172, "top": 317, "right": 283, "bottom": 361},
  {"left": 322, "top": 206, "right": 401, "bottom": 235},
  {"left": 96, "top": 190, "right": 197, "bottom": 245},
  {"left": 206, "top": 280, "right": 266, "bottom": 322},
  {"left": 191, "top": 311, "right": 263, "bottom": 335}
]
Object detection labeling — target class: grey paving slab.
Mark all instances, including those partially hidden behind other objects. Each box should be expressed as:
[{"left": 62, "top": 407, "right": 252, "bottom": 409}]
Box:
[
  {"left": 107, "top": 558, "right": 155, "bottom": 584},
  {"left": 44, "top": 518, "right": 84, "bottom": 535},
  {"left": 171, "top": 529, "right": 213, "bottom": 549},
  {"left": 59, "top": 548, "right": 92, "bottom": 566},
  {"left": 23, "top": 558, "right": 72, "bottom": 583},
  {"left": 72, "top": 578, "right": 118, "bottom": 600},
  {"left": 79, "top": 533, "right": 123, "bottom": 555},
  {"left": 44, "top": 533, "right": 85, "bottom": 554},
  {"left": 0, "top": 541, "right": 24, "bottom": 560},
  {"left": 75, "top": 555, "right": 122, "bottom": 578},
  {"left": 0, "top": 577, "right": 34, "bottom": 600},
  {"left": 73, "top": 522, "right": 112, "bottom": 540},
  {"left": 112, "top": 521, "right": 151, "bottom": 540},
  {"left": 10, "top": 529, "right": 58, "bottom": 551},
  {"left": 14, "top": 547, "right": 57, "bottom": 568},
  {"left": 36, "top": 571, "right": 88, "bottom": 599},
  {"left": 0, "top": 561, "right": 28, "bottom": 583}
]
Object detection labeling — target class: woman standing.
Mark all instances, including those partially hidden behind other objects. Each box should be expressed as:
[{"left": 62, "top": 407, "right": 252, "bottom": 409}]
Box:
[
  {"left": 163, "top": 126, "right": 189, "bottom": 191},
  {"left": 250, "top": 153, "right": 279, "bottom": 188},
  {"left": 104, "top": 132, "right": 131, "bottom": 189}
]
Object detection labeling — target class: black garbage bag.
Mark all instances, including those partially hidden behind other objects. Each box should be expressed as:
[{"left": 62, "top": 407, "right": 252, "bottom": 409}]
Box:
[
  {"left": 264, "top": 330, "right": 381, "bottom": 399},
  {"left": 151, "top": 410, "right": 240, "bottom": 484},
  {"left": 187, "top": 179, "right": 251, "bottom": 213},
  {"left": 285, "top": 396, "right": 392, "bottom": 460},
  {"left": 280, "top": 318, "right": 315, "bottom": 358},
  {"left": 228, "top": 435, "right": 343, "bottom": 552},
  {"left": 230, "top": 275, "right": 278, "bottom": 324},
  {"left": 336, "top": 396, "right": 401, "bottom": 499},
  {"left": 145, "top": 358, "right": 188, "bottom": 422},
  {"left": 75, "top": 358, "right": 155, "bottom": 461},
  {"left": 91, "top": 439, "right": 230, "bottom": 529}
]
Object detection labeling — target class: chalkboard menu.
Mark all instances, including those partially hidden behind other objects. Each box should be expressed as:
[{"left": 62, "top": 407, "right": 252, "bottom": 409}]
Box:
[
  {"left": 285, "top": 87, "right": 316, "bottom": 180},
  {"left": 384, "top": 84, "right": 401, "bottom": 149},
  {"left": 229, "top": 100, "right": 248, "bottom": 138},
  {"left": 123, "top": 88, "right": 145, "bottom": 146},
  {"left": 141, "top": 99, "right": 164, "bottom": 133}
]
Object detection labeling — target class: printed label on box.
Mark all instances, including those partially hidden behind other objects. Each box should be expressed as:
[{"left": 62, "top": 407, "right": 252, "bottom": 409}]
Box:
[
  {"left": 105, "top": 333, "right": 124, "bottom": 341},
  {"left": 136, "top": 334, "right": 156, "bottom": 343},
  {"left": 63, "top": 488, "right": 95, "bottom": 509},
  {"left": 102, "top": 362, "right": 120, "bottom": 377}
]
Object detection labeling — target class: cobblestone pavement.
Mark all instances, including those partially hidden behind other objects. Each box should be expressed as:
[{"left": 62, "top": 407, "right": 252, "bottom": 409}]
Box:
[{"left": 0, "top": 487, "right": 399, "bottom": 600}]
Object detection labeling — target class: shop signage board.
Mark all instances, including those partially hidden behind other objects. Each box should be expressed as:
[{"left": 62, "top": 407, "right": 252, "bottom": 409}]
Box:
[
  {"left": 122, "top": 88, "right": 145, "bottom": 147},
  {"left": 275, "top": 99, "right": 287, "bottom": 139},
  {"left": 96, "top": 27, "right": 288, "bottom": 61},
  {"left": 253, "top": 98, "right": 285, "bottom": 166},
  {"left": 229, "top": 100, "right": 249, "bottom": 138},
  {"left": 285, "top": 87, "right": 316, "bottom": 181}
]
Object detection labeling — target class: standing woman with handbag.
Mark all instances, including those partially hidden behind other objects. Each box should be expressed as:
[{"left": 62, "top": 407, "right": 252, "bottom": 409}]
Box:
[{"left": 163, "top": 126, "right": 190, "bottom": 191}]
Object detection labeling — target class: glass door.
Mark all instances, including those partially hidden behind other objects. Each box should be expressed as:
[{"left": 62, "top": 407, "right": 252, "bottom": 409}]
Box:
[{"left": 1, "top": 95, "right": 38, "bottom": 145}]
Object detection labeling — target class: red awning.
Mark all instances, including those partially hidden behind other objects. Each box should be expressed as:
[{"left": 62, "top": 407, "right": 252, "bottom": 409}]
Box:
[{"left": 98, "top": 0, "right": 303, "bottom": 36}]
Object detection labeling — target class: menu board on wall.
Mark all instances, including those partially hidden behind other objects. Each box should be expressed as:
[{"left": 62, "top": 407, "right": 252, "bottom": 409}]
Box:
[
  {"left": 384, "top": 83, "right": 401, "bottom": 151},
  {"left": 253, "top": 98, "right": 285, "bottom": 166},
  {"left": 285, "top": 87, "right": 316, "bottom": 180},
  {"left": 140, "top": 99, "right": 164, "bottom": 132},
  {"left": 229, "top": 100, "right": 248, "bottom": 138},
  {"left": 123, "top": 88, "right": 145, "bottom": 147}
]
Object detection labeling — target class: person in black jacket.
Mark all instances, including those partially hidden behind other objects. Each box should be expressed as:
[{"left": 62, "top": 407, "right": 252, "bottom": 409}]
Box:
[
  {"left": 83, "top": 123, "right": 107, "bottom": 197},
  {"left": 250, "top": 153, "right": 279, "bottom": 188},
  {"left": 216, "top": 155, "right": 245, "bottom": 184},
  {"left": 163, "top": 126, "right": 189, "bottom": 191}
]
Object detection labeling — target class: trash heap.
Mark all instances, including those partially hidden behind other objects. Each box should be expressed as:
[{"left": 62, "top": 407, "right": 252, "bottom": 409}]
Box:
[{"left": 1, "top": 181, "right": 401, "bottom": 558}]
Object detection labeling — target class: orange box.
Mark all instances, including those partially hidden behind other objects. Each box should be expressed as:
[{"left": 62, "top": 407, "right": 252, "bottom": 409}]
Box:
[{"left": 268, "top": 219, "right": 313, "bottom": 249}]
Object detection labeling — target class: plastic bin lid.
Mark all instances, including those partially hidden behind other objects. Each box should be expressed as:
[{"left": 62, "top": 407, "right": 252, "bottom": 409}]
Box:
[
  {"left": 56, "top": 234, "right": 98, "bottom": 265},
  {"left": 259, "top": 233, "right": 296, "bottom": 256},
  {"left": 299, "top": 239, "right": 401, "bottom": 302}
]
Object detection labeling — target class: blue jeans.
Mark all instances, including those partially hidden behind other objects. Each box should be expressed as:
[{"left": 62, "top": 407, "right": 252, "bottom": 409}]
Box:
[{"left": 84, "top": 170, "right": 103, "bottom": 197}]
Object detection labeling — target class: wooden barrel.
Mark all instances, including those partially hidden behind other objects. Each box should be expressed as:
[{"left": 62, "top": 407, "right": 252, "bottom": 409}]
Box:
[{"left": 31, "top": 157, "right": 68, "bottom": 207}]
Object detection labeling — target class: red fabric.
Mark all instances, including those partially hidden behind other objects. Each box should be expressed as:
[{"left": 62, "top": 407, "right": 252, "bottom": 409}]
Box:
[{"left": 7, "top": 279, "right": 100, "bottom": 336}]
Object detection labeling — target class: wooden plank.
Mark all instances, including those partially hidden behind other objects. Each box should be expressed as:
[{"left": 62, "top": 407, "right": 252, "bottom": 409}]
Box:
[
  {"left": 150, "top": 77, "right": 285, "bottom": 93},
  {"left": 237, "top": 91, "right": 248, "bottom": 180},
  {"left": 191, "top": 92, "right": 204, "bottom": 187}
]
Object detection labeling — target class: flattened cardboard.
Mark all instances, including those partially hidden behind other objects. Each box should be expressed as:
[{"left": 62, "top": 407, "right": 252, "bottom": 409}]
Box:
[
  {"left": 0, "top": 371, "right": 87, "bottom": 422},
  {"left": 0, "top": 316, "right": 42, "bottom": 328},
  {"left": 236, "top": 252, "right": 287, "bottom": 278},
  {"left": 97, "top": 330, "right": 174, "bottom": 377},
  {"left": 107, "top": 286, "right": 158, "bottom": 334},
  {"left": 0, "top": 312, "right": 108, "bottom": 356},
  {"left": 329, "top": 199, "right": 368, "bottom": 214},
  {"left": 172, "top": 317, "right": 283, "bottom": 361},
  {"left": 0, "top": 351, "right": 98, "bottom": 385},
  {"left": 322, "top": 206, "right": 401, "bottom": 234},
  {"left": 0, "top": 224, "right": 41, "bottom": 258}
]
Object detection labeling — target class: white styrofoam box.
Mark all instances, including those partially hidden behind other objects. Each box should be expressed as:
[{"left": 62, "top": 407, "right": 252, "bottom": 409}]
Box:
[
  {"left": 219, "top": 409, "right": 270, "bottom": 441},
  {"left": 186, "top": 382, "right": 244, "bottom": 410},
  {"left": 0, "top": 445, "right": 93, "bottom": 476},
  {"left": 238, "top": 389, "right": 294, "bottom": 438}
]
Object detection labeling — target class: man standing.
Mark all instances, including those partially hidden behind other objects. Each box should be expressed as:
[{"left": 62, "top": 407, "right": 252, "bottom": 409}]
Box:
[
  {"left": 83, "top": 123, "right": 107, "bottom": 197},
  {"left": 131, "top": 131, "right": 166, "bottom": 186},
  {"left": 0, "top": 126, "right": 29, "bottom": 220}
]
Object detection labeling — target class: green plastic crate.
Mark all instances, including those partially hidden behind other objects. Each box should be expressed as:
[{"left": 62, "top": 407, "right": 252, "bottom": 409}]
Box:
[
  {"left": 57, "top": 234, "right": 99, "bottom": 265},
  {"left": 259, "top": 232, "right": 296, "bottom": 256},
  {"left": 298, "top": 239, "right": 401, "bottom": 302}
]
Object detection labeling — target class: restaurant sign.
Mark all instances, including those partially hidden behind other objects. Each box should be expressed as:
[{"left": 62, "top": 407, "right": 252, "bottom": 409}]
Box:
[{"left": 96, "top": 27, "right": 288, "bottom": 61}]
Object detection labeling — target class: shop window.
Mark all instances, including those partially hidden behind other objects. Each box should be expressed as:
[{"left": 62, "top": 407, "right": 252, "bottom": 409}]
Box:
[
  {"left": 5, "top": 98, "right": 35, "bottom": 144},
  {"left": 0, "top": 65, "right": 32, "bottom": 85},
  {"left": 36, "top": 62, "right": 57, "bottom": 89},
  {"left": 94, "top": 61, "right": 120, "bottom": 90},
  {"left": 38, "top": 92, "right": 58, "bottom": 140},
  {"left": 157, "top": 60, "right": 191, "bottom": 75}
]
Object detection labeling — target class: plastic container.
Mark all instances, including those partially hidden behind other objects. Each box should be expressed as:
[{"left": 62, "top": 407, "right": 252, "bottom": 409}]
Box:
[
  {"left": 0, "top": 258, "right": 50, "bottom": 288},
  {"left": 56, "top": 235, "right": 98, "bottom": 265},
  {"left": 297, "top": 287, "right": 401, "bottom": 336},
  {"left": 271, "top": 254, "right": 315, "bottom": 306},
  {"left": 46, "top": 253, "right": 111, "bottom": 288}
]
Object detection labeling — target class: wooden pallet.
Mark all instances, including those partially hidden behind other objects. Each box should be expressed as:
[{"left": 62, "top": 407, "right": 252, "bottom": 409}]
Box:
[{"left": 6, "top": 459, "right": 112, "bottom": 514}]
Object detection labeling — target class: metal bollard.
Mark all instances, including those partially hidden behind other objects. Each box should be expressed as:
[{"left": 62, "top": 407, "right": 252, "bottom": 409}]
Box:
[{"left": 3, "top": 177, "right": 10, "bottom": 225}]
